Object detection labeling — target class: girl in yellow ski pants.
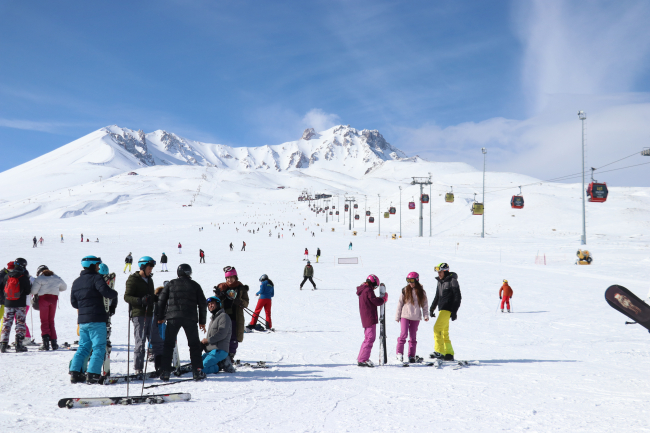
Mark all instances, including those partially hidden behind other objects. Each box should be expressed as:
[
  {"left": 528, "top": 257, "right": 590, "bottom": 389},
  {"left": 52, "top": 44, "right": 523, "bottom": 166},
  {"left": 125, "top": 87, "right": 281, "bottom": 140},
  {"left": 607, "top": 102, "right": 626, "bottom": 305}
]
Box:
[{"left": 433, "top": 310, "right": 454, "bottom": 355}]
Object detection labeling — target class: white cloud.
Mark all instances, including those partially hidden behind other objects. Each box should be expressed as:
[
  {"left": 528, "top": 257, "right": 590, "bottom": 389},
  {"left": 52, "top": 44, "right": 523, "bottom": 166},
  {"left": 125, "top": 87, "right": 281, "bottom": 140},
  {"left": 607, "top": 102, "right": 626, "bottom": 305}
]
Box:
[{"left": 301, "top": 109, "right": 340, "bottom": 133}]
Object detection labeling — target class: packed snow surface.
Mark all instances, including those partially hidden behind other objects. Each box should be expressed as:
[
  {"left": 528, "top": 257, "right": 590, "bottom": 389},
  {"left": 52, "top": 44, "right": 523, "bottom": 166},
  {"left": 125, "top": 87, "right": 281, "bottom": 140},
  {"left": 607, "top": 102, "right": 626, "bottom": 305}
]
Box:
[{"left": 0, "top": 125, "right": 649, "bottom": 432}]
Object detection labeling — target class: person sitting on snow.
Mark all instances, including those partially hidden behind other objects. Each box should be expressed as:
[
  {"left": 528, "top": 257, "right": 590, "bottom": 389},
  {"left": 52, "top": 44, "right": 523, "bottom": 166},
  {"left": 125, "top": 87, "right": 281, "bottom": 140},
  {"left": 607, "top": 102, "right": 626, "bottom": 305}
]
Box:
[{"left": 200, "top": 296, "right": 235, "bottom": 373}]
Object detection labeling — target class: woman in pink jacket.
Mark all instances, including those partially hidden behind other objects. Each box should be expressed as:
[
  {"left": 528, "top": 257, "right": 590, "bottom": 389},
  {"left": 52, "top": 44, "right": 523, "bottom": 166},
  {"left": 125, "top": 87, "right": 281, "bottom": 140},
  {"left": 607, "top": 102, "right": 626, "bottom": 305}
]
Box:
[
  {"left": 356, "top": 274, "right": 387, "bottom": 367},
  {"left": 395, "top": 272, "right": 429, "bottom": 364}
]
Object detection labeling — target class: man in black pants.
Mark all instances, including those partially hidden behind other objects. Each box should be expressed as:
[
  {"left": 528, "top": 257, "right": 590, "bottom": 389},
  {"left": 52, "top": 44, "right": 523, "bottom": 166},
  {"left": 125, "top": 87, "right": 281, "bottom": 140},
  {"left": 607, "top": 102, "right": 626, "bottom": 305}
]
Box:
[
  {"left": 300, "top": 261, "right": 317, "bottom": 290},
  {"left": 157, "top": 263, "right": 207, "bottom": 381}
]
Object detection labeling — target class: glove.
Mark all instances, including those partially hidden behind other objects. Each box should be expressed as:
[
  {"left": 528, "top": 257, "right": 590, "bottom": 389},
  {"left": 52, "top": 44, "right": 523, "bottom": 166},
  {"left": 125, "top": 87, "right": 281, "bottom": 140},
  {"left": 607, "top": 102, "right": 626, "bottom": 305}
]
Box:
[
  {"left": 499, "top": 296, "right": 502, "bottom": 300},
  {"left": 109, "top": 304, "right": 116, "bottom": 316},
  {"left": 383, "top": 293, "right": 388, "bottom": 302},
  {"left": 451, "top": 312, "right": 457, "bottom": 321},
  {"left": 429, "top": 307, "right": 435, "bottom": 317}
]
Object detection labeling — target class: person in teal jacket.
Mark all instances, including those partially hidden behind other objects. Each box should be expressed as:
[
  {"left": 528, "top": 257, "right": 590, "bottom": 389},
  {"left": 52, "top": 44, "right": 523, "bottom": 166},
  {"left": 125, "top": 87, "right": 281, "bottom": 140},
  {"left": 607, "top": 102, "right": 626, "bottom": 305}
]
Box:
[{"left": 246, "top": 275, "right": 274, "bottom": 330}]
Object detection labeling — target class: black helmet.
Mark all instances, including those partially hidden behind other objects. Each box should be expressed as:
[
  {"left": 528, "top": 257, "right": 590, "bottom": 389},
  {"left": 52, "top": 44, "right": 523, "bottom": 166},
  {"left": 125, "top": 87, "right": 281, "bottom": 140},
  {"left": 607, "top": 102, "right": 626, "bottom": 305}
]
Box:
[
  {"left": 14, "top": 257, "right": 27, "bottom": 272},
  {"left": 177, "top": 263, "right": 192, "bottom": 278}
]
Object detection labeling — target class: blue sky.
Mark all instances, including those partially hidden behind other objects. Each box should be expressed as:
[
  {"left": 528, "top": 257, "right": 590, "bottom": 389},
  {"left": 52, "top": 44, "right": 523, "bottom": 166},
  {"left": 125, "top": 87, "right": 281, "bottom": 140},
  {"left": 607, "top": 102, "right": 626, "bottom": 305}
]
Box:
[{"left": 1, "top": 0, "right": 649, "bottom": 185}]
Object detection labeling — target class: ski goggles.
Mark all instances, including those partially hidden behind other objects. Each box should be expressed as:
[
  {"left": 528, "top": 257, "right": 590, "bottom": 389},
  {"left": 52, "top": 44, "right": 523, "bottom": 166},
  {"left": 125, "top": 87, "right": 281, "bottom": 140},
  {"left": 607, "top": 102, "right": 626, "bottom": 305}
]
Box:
[
  {"left": 406, "top": 278, "right": 418, "bottom": 283},
  {"left": 223, "top": 266, "right": 234, "bottom": 273}
]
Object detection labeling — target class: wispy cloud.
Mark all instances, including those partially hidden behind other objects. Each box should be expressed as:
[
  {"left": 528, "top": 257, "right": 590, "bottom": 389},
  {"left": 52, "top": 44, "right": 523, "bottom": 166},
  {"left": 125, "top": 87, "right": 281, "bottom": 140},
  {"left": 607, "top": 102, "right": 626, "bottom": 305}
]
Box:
[{"left": 0, "top": 118, "right": 83, "bottom": 133}]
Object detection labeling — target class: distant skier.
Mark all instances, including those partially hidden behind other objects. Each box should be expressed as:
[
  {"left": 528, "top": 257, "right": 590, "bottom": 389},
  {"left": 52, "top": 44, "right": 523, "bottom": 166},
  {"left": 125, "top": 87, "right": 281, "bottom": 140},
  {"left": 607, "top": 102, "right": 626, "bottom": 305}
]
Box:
[
  {"left": 316, "top": 248, "right": 321, "bottom": 263},
  {"left": 81, "top": 233, "right": 83, "bottom": 242},
  {"left": 60, "top": 234, "right": 64, "bottom": 243},
  {"left": 499, "top": 279, "right": 513, "bottom": 313},
  {"left": 395, "top": 272, "right": 429, "bottom": 364},
  {"left": 300, "top": 261, "right": 316, "bottom": 290},
  {"left": 247, "top": 274, "right": 274, "bottom": 331},
  {"left": 178, "top": 242, "right": 182, "bottom": 254},
  {"left": 39, "top": 237, "right": 44, "bottom": 245},
  {"left": 124, "top": 252, "right": 133, "bottom": 274},
  {"left": 349, "top": 242, "right": 353, "bottom": 250},
  {"left": 160, "top": 252, "right": 168, "bottom": 272},
  {"left": 33, "top": 236, "right": 37, "bottom": 248},
  {"left": 229, "top": 242, "right": 233, "bottom": 251},
  {"left": 304, "top": 248, "right": 309, "bottom": 261},
  {"left": 356, "top": 275, "right": 387, "bottom": 367},
  {"left": 199, "top": 249, "right": 205, "bottom": 264},
  {"left": 241, "top": 241, "right": 246, "bottom": 251},
  {"left": 429, "top": 263, "right": 462, "bottom": 361}
]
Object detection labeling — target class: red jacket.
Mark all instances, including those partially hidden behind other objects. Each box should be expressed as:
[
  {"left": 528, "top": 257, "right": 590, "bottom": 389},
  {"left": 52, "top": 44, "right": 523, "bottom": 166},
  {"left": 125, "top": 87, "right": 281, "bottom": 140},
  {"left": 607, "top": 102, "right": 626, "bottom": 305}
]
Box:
[{"left": 499, "top": 283, "right": 513, "bottom": 298}]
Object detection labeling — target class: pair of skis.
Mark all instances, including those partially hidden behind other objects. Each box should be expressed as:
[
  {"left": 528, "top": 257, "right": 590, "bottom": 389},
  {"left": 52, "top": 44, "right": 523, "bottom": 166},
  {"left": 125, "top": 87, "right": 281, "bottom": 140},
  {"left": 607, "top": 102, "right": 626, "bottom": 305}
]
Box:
[
  {"left": 58, "top": 392, "right": 191, "bottom": 409},
  {"left": 378, "top": 284, "right": 387, "bottom": 366}
]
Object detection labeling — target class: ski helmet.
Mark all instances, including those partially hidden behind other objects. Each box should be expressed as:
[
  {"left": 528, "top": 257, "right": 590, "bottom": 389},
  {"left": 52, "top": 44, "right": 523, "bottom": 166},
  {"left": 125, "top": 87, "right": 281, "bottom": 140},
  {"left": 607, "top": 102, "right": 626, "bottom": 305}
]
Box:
[
  {"left": 224, "top": 266, "right": 237, "bottom": 278},
  {"left": 206, "top": 296, "right": 222, "bottom": 306},
  {"left": 36, "top": 265, "right": 49, "bottom": 276},
  {"left": 138, "top": 256, "right": 156, "bottom": 270},
  {"left": 177, "top": 263, "right": 192, "bottom": 278},
  {"left": 81, "top": 256, "right": 101, "bottom": 269},
  {"left": 366, "top": 274, "right": 380, "bottom": 287},
  {"left": 435, "top": 262, "right": 449, "bottom": 272},
  {"left": 99, "top": 264, "right": 110, "bottom": 275},
  {"left": 259, "top": 274, "right": 268, "bottom": 282},
  {"left": 503, "top": 279, "right": 508, "bottom": 283},
  {"left": 406, "top": 272, "right": 419, "bottom": 282},
  {"left": 306, "top": 261, "right": 310, "bottom": 265}
]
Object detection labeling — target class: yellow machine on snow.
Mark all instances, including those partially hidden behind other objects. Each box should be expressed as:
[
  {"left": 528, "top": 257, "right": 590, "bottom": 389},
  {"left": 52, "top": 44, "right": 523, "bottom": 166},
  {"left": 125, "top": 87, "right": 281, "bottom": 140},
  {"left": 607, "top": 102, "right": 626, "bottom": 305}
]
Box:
[{"left": 576, "top": 249, "right": 592, "bottom": 265}]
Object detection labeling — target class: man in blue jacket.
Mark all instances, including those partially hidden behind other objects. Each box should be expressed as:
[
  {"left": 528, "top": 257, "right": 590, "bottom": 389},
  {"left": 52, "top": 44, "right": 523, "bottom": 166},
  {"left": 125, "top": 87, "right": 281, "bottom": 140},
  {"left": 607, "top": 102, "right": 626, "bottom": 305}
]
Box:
[
  {"left": 246, "top": 274, "right": 274, "bottom": 331},
  {"left": 69, "top": 256, "right": 118, "bottom": 384}
]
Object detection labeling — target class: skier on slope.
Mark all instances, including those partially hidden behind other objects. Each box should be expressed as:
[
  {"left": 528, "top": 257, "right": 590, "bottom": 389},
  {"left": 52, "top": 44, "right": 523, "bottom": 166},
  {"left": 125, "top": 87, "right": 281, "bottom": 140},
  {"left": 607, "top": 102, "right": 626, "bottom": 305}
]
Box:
[
  {"left": 124, "top": 256, "right": 163, "bottom": 378},
  {"left": 33, "top": 236, "right": 37, "bottom": 248},
  {"left": 349, "top": 242, "right": 353, "bottom": 250},
  {"left": 178, "top": 242, "right": 182, "bottom": 254},
  {"left": 31, "top": 265, "right": 67, "bottom": 351},
  {"left": 300, "top": 261, "right": 316, "bottom": 290},
  {"left": 124, "top": 252, "right": 133, "bottom": 274},
  {"left": 200, "top": 296, "right": 236, "bottom": 373},
  {"left": 356, "top": 275, "right": 387, "bottom": 367},
  {"left": 69, "top": 256, "right": 118, "bottom": 384},
  {"left": 160, "top": 252, "right": 168, "bottom": 272},
  {"left": 316, "top": 248, "right": 321, "bottom": 263},
  {"left": 246, "top": 274, "right": 274, "bottom": 331},
  {"left": 304, "top": 248, "right": 309, "bottom": 260},
  {"left": 199, "top": 249, "right": 205, "bottom": 264},
  {"left": 214, "top": 266, "right": 250, "bottom": 361},
  {"left": 0, "top": 258, "right": 32, "bottom": 353},
  {"left": 157, "top": 264, "right": 207, "bottom": 381},
  {"left": 229, "top": 242, "right": 233, "bottom": 251},
  {"left": 395, "top": 272, "right": 429, "bottom": 364},
  {"left": 429, "top": 263, "right": 462, "bottom": 361},
  {"left": 499, "top": 279, "right": 513, "bottom": 313}
]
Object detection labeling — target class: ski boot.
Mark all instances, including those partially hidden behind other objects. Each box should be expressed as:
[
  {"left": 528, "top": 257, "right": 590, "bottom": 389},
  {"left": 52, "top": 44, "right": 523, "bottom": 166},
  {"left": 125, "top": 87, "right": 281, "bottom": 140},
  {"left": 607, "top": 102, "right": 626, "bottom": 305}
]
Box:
[
  {"left": 15, "top": 336, "right": 28, "bottom": 353},
  {"left": 501, "top": 309, "right": 504, "bottom": 312},
  {"left": 408, "top": 356, "right": 423, "bottom": 364},
  {"left": 396, "top": 353, "right": 404, "bottom": 363},
  {"left": 245, "top": 324, "right": 255, "bottom": 331},
  {"left": 443, "top": 354, "right": 455, "bottom": 361},
  {"left": 357, "top": 360, "right": 375, "bottom": 368},
  {"left": 219, "top": 356, "right": 236, "bottom": 373},
  {"left": 0, "top": 342, "right": 8, "bottom": 353},
  {"left": 507, "top": 309, "right": 511, "bottom": 313},
  {"left": 160, "top": 370, "right": 171, "bottom": 382},
  {"left": 50, "top": 339, "right": 59, "bottom": 350},
  {"left": 70, "top": 371, "right": 85, "bottom": 384},
  {"left": 134, "top": 370, "right": 143, "bottom": 380},
  {"left": 39, "top": 335, "right": 50, "bottom": 351},
  {"left": 429, "top": 351, "right": 444, "bottom": 359},
  {"left": 86, "top": 373, "right": 101, "bottom": 384},
  {"left": 193, "top": 369, "right": 206, "bottom": 381}
]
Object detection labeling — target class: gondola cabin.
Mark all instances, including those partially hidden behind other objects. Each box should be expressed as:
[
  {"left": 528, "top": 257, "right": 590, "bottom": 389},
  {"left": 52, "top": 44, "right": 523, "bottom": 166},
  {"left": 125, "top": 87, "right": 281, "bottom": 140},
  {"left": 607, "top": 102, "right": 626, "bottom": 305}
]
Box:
[
  {"left": 345, "top": 204, "right": 349, "bottom": 211},
  {"left": 389, "top": 206, "right": 396, "bottom": 215},
  {"left": 369, "top": 217, "right": 375, "bottom": 223},
  {"left": 366, "top": 210, "right": 371, "bottom": 216},
  {"left": 587, "top": 182, "right": 608, "bottom": 203},
  {"left": 336, "top": 211, "right": 339, "bottom": 215},
  {"left": 355, "top": 214, "right": 360, "bottom": 220},
  {"left": 421, "top": 194, "right": 430, "bottom": 203},
  {"left": 354, "top": 204, "right": 358, "bottom": 209},
  {"left": 445, "top": 193, "right": 454, "bottom": 203},
  {"left": 384, "top": 212, "right": 390, "bottom": 218},
  {"left": 408, "top": 201, "right": 415, "bottom": 209},
  {"left": 325, "top": 206, "right": 329, "bottom": 210},
  {"left": 472, "top": 202, "right": 484, "bottom": 215},
  {"left": 329, "top": 211, "right": 333, "bottom": 215},
  {"left": 510, "top": 195, "right": 524, "bottom": 209}
]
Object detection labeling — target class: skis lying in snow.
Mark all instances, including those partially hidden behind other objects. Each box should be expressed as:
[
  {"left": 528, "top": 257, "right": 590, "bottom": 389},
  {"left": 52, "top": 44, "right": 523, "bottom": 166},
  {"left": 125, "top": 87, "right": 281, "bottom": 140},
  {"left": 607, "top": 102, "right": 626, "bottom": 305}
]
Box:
[
  {"left": 144, "top": 378, "right": 196, "bottom": 389},
  {"left": 429, "top": 359, "right": 479, "bottom": 370},
  {"left": 101, "top": 363, "right": 193, "bottom": 385},
  {"left": 234, "top": 360, "right": 269, "bottom": 369},
  {"left": 58, "top": 392, "right": 191, "bottom": 409}
]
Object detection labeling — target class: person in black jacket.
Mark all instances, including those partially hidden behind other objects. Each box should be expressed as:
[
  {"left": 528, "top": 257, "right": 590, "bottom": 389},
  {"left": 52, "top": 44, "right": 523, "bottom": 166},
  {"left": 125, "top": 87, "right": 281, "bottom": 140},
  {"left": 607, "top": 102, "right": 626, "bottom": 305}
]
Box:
[
  {"left": 0, "top": 258, "right": 32, "bottom": 353},
  {"left": 160, "top": 253, "right": 168, "bottom": 272},
  {"left": 69, "top": 256, "right": 118, "bottom": 383},
  {"left": 124, "top": 253, "right": 133, "bottom": 274},
  {"left": 429, "top": 263, "right": 462, "bottom": 361},
  {"left": 157, "top": 263, "right": 207, "bottom": 381}
]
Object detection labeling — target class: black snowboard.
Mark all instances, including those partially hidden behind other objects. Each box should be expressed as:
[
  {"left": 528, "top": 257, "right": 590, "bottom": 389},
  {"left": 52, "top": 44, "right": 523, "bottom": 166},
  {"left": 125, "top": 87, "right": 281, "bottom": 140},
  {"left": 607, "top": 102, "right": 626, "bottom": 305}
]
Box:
[{"left": 605, "top": 285, "right": 650, "bottom": 332}]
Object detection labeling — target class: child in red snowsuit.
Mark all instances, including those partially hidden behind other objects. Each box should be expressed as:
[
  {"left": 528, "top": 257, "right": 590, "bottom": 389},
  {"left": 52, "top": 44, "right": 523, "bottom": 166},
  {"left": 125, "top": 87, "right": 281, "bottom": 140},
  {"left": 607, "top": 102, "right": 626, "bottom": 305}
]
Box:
[{"left": 499, "top": 280, "right": 513, "bottom": 312}]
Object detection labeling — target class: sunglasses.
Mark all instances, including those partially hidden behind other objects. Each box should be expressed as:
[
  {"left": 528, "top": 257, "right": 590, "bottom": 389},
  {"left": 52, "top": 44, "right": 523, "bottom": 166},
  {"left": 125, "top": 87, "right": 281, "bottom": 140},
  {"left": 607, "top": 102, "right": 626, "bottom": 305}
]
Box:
[{"left": 406, "top": 278, "right": 418, "bottom": 283}]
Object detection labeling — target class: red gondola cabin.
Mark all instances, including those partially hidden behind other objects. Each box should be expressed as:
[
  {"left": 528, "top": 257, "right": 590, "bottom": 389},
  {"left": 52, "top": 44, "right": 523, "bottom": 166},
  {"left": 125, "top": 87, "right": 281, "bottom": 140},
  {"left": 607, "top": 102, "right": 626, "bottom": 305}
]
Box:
[
  {"left": 369, "top": 217, "right": 375, "bottom": 223},
  {"left": 587, "top": 182, "right": 608, "bottom": 203},
  {"left": 389, "top": 207, "right": 396, "bottom": 215},
  {"left": 511, "top": 196, "right": 524, "bottom": 209},
  {"left": 421, "top": 194, "right": 430, "bottom": 203},
  {"left": 408, "top": 202, "right": 415, "bottom": 209}
]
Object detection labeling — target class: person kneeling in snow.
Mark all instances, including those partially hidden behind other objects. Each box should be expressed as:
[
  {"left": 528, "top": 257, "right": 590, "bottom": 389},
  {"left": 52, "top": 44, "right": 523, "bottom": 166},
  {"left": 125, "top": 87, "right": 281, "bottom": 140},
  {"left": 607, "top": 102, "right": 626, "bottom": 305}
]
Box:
[{"left": 201, "top": 296, "right": 235, "bottom": 373}]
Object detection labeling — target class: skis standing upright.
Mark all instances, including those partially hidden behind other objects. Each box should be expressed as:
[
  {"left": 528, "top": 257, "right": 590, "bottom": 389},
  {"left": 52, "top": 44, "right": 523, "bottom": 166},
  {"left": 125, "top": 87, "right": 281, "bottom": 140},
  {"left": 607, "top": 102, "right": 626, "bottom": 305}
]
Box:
[
  {"left": 379, "top": 283, "right": 387, "bottom": 365},
  {"left": 101, "top": 272, "right": 116, "bottom": 381}
]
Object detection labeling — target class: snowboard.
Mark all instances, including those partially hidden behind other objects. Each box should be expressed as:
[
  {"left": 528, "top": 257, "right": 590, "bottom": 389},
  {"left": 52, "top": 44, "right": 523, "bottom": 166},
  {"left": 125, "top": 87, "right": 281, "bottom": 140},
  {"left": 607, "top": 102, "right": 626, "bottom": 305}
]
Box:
[
  {"left": 58, "top": 392, "right": 191, "bottom": 409},
  {"left": 378, "top": 283, "right": 387, "bottom": 365},
  {"left": 605, "top": 285, "right": 650, "bottom": 332}
]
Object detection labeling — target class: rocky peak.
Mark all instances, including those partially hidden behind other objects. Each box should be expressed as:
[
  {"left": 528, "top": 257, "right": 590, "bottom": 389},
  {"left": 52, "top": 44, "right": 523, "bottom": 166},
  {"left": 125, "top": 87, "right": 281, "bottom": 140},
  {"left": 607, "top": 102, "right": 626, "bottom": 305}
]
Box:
[{"left": 302, "top": 128, "right": 317, "bottom": 140}]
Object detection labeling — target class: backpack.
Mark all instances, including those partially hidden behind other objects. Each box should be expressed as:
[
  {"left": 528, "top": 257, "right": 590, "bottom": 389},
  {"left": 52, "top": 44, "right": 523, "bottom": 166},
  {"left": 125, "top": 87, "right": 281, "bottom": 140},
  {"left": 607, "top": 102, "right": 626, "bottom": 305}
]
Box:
[{"left": 4, "top": 275, "right": 21, "bottom": 301}]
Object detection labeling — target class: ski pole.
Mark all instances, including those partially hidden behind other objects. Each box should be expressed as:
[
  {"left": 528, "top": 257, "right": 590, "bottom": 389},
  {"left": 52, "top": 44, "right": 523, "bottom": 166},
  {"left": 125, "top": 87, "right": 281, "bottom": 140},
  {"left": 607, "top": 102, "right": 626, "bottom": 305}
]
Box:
[
  {"left": 141, "top": 307, "right": 155, "bottom": 396},
  {"left": 30, "top": 306, "right": 34, "bottom": 343},
  {"left": 243, "top": 307, "right": 272, "bottom": 330},
  {"left": 625, "top": 321, "right": 638, "bottom": 325},
  {"left": 127, "top": 307, "right": 131, "bottom": 397}
]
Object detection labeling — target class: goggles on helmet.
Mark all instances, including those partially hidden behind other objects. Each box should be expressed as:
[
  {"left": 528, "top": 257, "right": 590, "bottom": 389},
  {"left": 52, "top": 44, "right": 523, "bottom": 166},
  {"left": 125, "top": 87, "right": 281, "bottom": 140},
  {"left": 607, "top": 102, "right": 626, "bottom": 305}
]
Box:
[{"left": 406, "top": 278, "right": 418, "bottom": 283}]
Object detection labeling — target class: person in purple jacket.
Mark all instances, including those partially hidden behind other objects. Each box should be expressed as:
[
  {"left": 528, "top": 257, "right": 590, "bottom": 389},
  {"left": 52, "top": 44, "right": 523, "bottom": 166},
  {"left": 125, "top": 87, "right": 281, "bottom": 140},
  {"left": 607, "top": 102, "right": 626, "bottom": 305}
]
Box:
[{"left": 356, "top": 274, "right": 387, "bottom": 367}]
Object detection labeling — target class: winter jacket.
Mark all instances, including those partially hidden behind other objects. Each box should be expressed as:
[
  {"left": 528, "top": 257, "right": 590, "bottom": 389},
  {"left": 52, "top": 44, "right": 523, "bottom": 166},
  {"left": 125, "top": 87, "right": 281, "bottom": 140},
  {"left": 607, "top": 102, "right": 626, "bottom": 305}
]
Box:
[
  {"left": 356, "top": 283, "right": 385, "bottom": 328},
  {"left": 160, "top": 254, "right": 168, "bottom": 264},
  {"left": 3, "top": 270, "right": 32, "bottom": 308},
  {"left": 31, "top": 271, "right": 67, "bottom": 296},
  {"left": 200, "top": 250, "right": 204, "bottom": 257},
  {"left": 499, "top": 283, "right": 513, "bottom": 298},
  {"left": 125, "top": 255, "right": 133, "bottom": 264},
  {"left": 70, "top": 269, "right": 118, "bottom": 324},
  {"left": 0, "top": 268, "right": 9, "bottom": 304},
  {"left": 316, "top": 249, "right": 321, "bottom": 257},
  {"left": 256, "top": 280, "right": 274, "bottom": 299},
  {"left": 157, "top": 276, "right": 207, "bottom": 325},
  {"left": 124, "top": 272, "right": 156, "bottom": 318},
  {"left": 430, "top": 272, "right": 462, "bottom": 314},
  {"left": 303, "top": 265, "right": 314, "bottom": 277},
  {"left": 395, "top": 286, "right": 429, "bottom": 321},
  {"left": 205, "top": 308, "right": 231, "bottom": 352},
  {"left": 215, "top": 281, "right": 250, "bottom": 342}
]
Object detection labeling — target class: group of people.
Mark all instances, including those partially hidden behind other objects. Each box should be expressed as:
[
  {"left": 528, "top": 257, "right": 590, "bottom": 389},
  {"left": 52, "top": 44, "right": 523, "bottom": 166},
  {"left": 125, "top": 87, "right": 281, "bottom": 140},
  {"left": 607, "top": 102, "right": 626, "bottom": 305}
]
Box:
[{"left": 32, "top": 237, "right": 44, "bottom": 247}]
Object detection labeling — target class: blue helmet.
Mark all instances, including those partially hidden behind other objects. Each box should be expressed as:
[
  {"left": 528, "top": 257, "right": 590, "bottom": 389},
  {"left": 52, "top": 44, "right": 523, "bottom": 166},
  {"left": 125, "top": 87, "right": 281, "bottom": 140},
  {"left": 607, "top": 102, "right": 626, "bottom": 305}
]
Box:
[
  {"left": 98, "top": 263, "right": 110, "bottom": 275},
  {"left": 259, "top": 274, "right": 268, "bottom": 282},
  {"left": 81, "top": 256, "right": 102, "bottom": 269},
  {"left": 206, "top": 296, "right": 222, "bottom": 305},
  {"left": 138, "top": 256, "right": 156, "bottom": 270}
]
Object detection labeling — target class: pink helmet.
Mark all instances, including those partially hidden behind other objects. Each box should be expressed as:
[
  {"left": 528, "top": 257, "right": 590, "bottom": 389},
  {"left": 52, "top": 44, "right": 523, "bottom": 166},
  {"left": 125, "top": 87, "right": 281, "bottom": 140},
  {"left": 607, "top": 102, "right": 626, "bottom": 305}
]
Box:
[
  {"left": 224, "top": 266, "right": 238, "bottom": 278},
  {"left": 406, "top": 272, "right": 419, "bottom": 282},
  {"left": 366, "top": 274, "right": 380, "bottom": 287}
]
